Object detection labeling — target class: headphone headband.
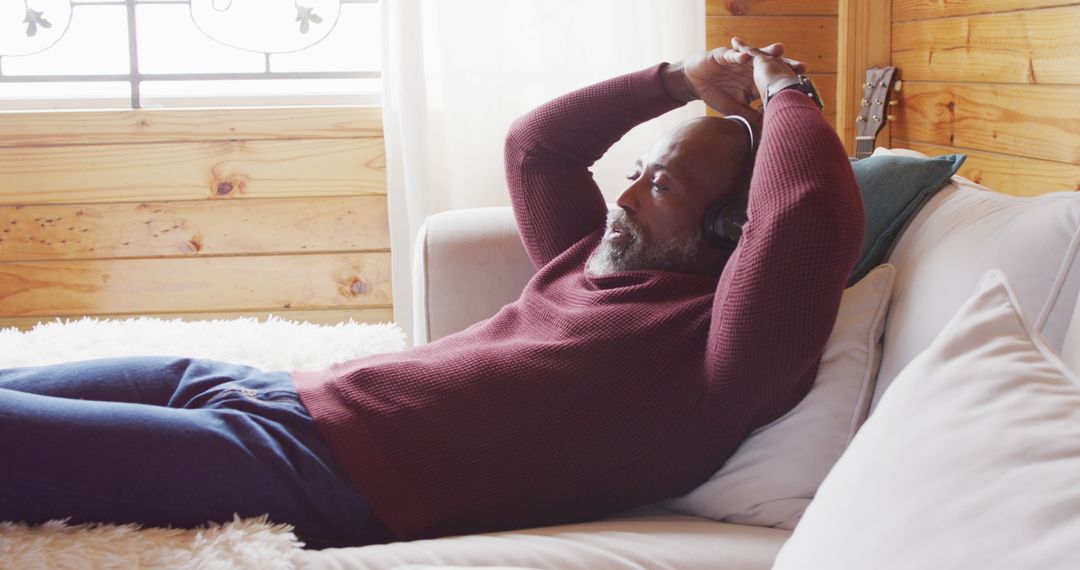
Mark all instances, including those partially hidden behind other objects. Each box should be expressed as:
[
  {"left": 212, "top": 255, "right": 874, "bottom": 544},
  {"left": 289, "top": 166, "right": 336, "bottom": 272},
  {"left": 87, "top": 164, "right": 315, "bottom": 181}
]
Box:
[
  {"left": 703, "top": 115, "right": 754, "bottom": 250},
  {"left": 723, "top": 115, "right": 755, "bottom": 152}
]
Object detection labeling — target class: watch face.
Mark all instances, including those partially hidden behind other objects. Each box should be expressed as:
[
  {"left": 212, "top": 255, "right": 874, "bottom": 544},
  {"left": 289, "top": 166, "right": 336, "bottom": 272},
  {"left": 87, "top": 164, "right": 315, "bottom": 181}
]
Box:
[
  {"left": 800, "top": 76, "right": 826, "bottom": 110},
  {"left": 769, "top": 75, "right": 825, "bottom": 110}
]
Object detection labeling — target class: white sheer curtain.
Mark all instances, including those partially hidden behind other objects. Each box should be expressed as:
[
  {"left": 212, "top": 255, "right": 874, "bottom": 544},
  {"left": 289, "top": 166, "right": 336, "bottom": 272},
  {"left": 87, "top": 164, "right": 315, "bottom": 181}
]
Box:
[{"left": 382, "top": 0, "right": 705, "bottom": 344}]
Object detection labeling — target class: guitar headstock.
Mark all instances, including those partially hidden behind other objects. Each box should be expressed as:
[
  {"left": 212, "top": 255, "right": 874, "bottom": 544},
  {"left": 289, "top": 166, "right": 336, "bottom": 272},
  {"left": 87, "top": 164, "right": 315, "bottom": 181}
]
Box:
[{"left": 855, "top": 66, "right": 899, "bottom": 158}]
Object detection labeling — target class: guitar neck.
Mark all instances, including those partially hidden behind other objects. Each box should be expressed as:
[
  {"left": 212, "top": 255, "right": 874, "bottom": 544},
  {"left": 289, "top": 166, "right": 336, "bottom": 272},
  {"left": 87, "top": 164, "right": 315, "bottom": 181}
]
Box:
[{"left": 855, "top": 137, "right": 876, "bottom": 160}]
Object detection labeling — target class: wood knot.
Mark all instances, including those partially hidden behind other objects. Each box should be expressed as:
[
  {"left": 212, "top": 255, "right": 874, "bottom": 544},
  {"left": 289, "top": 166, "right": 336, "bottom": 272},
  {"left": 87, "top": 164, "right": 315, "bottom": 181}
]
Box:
[
  {"left": 183, "top": 233, "right": 203, "bottom": 254},
  {"left": 725, "top": 0, "right": 747, "bottom": 16},
  {"left": 212, "top": 178, "right": 246, "bottom": 198},
  {"left": 348, "top": 279, "right": 368, "bottom": 296}
]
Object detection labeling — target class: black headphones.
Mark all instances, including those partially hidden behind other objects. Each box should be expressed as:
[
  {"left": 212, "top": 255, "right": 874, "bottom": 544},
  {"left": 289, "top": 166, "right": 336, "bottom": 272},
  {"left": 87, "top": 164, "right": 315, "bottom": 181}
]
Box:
[
  {"left": 702, "top": 115, "right": 754, "bottom": 250},
  {"left": 703, "top": 192, "right": 748, "bottom": 249}
]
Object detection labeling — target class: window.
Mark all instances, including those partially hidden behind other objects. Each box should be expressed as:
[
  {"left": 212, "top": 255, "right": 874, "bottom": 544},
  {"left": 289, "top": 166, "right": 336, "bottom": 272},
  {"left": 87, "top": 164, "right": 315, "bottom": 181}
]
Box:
[{"left": 0, "top": 0, "right": 381, "bottom": 110}]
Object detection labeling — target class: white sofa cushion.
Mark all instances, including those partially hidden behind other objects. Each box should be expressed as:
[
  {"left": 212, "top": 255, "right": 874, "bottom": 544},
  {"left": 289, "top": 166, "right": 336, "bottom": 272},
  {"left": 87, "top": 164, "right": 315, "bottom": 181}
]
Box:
[
  {"left": 875, "top": 149, "right": 1080, "bottom": 408},
  {"left": 772, "top": 270, "right": 1080, "bottom": 570},
  {"left": 294, "top": 507, "right": 790, "bottom": 570},
  {"left": 662, "top": 264, "right": 895, "bottom": 529}
]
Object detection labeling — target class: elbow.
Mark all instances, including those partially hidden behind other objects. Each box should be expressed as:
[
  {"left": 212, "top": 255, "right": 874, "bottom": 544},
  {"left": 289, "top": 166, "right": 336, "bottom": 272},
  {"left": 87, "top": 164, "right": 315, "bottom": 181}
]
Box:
[
  {"left": 777, "top": 185, "right": 866, "bottom": 263},
  {"left": 504, "top": 111, "right": 543, "bottom": 167},
  {"left": 811, "top": 190, "right": 866, "bottom": 269},
  {"left": 800, "top": 168, "right": 864, "bottom": 247}
]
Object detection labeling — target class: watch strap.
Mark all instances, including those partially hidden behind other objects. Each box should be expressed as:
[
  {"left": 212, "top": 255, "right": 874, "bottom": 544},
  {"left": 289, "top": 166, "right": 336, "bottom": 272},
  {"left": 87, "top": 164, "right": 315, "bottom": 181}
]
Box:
[
  {"left": 766, "top": 76, "right": 803, "bottom": 101},
  {"left": 765, "top": 75, "right": 825, "bottom": 110}
]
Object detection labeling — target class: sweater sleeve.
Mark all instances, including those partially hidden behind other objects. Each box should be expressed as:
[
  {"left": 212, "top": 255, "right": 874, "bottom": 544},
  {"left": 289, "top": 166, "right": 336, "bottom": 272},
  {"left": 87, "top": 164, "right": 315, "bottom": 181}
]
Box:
[
  {"left": 705, "top": 90, "right": 865, "bottom": 424},
  {"left": 503, "top": 64, "right": 685, "bottom": 269}
]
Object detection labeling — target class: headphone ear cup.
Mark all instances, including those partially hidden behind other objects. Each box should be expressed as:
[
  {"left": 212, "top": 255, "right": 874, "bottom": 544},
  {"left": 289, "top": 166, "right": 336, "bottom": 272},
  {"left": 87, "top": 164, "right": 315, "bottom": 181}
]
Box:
[{"left": 703, "top": 196, "right": 748, "bottom": 250}]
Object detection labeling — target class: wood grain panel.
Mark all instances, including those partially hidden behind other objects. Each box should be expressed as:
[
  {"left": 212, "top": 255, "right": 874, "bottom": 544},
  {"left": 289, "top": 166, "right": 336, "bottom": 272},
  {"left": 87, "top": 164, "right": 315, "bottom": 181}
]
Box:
[
  {"left": 0, "top": 307, "right": 395, "bottom": 332},
  {"left": 707, "top": 16, "right": 838, "bottom": 71},
  {"left": 0, "top": 196, "right": 389, "bottom": 261},
  {"left": 892, "top": 82, "right": 1080, "bottom": 164},
  {"left": 0, "top": 137, "right": 386, "bottom": 205},
  {"left": 895, "top": 138, "right": 1080, "bottom": 196},
  {"left": 0, "top": 107, "right": 383, "bottom": 148},
  {"left": 707, "top": 0, "right": 838, "bottom": 16},
  {"left": 0, "top": 252, "right": 392, "bottom": 317},
  {"left": 892, "top": 7, "right": 1080, "bottom": 84},
  {"left": 893, "top": 0, "right": 1080, "bottom": 21}
]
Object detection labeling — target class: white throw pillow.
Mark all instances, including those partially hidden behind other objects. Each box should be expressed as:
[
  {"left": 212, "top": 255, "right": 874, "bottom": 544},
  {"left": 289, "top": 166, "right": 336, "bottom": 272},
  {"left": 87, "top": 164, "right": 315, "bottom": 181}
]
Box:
[
  {"left": 661, "top": 264, "right": 895, "bottom": 529},
  {"left": 772, "top": 270, "right": 1080, "bottom": 570},
  {"left": 874, "top": 148, "right": 1080, "bottom": 410}
]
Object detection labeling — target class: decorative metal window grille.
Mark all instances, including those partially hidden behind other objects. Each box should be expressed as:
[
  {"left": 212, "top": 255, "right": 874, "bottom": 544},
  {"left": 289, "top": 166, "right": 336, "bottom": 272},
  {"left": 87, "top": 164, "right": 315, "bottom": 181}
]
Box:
[{"left": 0, "top": 0, "right": 381, "bottom": 110}]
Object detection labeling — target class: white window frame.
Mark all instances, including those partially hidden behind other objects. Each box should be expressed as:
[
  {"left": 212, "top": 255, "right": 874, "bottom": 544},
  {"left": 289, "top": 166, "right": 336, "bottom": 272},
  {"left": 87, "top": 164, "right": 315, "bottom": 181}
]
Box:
[{"left": 0, "top": 0, "right": 381, "bottom": 110}]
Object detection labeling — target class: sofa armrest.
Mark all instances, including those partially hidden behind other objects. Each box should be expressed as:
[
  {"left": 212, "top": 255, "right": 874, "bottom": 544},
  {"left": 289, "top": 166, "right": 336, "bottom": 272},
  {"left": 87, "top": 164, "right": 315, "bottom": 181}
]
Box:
[{"left": 412, "top": 207, "right": 538, "bottom": 345}]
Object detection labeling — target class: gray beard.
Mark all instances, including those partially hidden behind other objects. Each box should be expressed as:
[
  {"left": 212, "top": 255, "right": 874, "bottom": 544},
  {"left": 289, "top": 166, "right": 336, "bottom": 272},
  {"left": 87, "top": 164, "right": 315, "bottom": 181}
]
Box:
[{"left": 585, "top": 210, "right": 702, "bottom": 276}]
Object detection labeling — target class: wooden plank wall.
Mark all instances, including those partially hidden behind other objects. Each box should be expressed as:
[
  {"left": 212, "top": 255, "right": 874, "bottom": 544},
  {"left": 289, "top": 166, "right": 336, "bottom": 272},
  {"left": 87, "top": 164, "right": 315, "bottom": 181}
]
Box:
[
  {"left": 706, "top": 0, "right": 839, "bottom": 127},
  {"left": 890, "top": 0, "right": 1080, "bottom": 195},
  {"left": 0, "top": 107, "right": 392, "bottom": 330}
]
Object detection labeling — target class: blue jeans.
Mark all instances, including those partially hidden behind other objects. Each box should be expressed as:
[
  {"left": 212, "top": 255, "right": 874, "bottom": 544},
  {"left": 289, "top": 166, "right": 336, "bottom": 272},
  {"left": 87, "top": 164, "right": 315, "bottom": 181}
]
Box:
[{"left": 0, "top": 356, "right": 390, "bottom": 548}]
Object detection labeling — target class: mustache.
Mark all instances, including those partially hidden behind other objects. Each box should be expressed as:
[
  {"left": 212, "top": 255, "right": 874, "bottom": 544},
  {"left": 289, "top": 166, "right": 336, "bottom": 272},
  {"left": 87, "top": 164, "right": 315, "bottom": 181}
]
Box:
[{"left": 605, "top": 210, "right": 644, "bottom": 239}]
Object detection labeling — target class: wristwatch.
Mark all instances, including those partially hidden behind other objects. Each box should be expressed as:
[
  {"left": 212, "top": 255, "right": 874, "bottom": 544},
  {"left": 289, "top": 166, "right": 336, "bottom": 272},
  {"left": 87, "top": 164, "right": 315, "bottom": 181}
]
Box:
[{"left": 765, "top": 75, "right": 824, "bottom": 110}]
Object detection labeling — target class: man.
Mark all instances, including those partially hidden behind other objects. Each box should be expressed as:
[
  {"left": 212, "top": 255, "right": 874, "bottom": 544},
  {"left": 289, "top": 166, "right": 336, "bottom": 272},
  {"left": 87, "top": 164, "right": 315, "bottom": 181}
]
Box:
[{"left": 0, "top": 39, "right": 863, "bottom": 548}]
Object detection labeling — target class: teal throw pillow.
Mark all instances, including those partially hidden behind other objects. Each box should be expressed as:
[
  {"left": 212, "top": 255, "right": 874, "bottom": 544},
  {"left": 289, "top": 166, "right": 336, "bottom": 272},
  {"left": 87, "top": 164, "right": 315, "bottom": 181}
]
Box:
[{"left": 847, "top": 153, "right": 966, "bottom": 286}]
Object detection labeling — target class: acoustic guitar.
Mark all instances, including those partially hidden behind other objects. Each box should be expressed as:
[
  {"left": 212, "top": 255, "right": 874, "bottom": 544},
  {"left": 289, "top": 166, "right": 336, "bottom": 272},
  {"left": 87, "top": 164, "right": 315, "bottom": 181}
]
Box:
[{"left": 854, "top": 66, "right": 900, "bottom": 160}]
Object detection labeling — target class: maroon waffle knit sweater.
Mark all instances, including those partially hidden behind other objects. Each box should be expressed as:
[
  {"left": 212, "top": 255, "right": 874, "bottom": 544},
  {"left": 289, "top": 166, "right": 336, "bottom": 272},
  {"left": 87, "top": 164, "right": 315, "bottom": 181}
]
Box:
[{"left": 293, "top": 64, "right": 864, "bottom": 541}]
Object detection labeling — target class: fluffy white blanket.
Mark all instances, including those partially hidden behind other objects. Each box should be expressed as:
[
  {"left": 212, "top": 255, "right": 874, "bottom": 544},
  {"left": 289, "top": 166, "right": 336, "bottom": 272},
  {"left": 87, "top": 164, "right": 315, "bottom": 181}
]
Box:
[{"left": 0, "top": 316, "right": 407, "bottom": 569}]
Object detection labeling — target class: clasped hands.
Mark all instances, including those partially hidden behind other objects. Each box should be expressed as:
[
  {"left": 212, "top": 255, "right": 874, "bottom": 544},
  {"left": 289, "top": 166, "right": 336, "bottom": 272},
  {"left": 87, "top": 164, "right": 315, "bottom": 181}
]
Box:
[{"left": 664, "top": 37, "right": 806, "bottom": 125}]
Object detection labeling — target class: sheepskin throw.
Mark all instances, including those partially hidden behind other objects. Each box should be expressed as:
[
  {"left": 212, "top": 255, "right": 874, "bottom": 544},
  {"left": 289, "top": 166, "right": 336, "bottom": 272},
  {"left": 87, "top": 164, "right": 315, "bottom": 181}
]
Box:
[{"left": 0, "top": 316, "right": 406, "bottom": 569}]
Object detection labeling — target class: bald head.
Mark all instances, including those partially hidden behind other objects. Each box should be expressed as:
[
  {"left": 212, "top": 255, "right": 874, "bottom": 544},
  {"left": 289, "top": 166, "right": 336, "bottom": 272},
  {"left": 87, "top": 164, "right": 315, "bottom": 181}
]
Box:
[
  {"left": 586, "top": 115, "right": 758, "bottom": 277},
  {"left": 658, "top": 116, "right": 754, "bottom": 203}
]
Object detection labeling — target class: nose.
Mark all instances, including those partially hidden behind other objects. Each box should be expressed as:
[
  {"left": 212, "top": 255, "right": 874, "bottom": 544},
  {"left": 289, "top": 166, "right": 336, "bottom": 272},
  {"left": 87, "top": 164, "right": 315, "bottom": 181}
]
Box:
[{"left": 615, "top": 178, "right": 645, "bottom": 214}]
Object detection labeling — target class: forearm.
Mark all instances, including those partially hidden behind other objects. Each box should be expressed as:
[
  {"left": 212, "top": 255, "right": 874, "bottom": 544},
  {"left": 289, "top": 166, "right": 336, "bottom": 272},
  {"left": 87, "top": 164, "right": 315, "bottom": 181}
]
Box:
[
  {"left": 753, "top": 90, "right": 857, "bottom": 215},
  {"left": 504, "top": 64, "right": 687, "bottom": 267},
  {"left": 706, "top": 90, "right": 864, "bottom": 416},
  {"left": 505, "top": 64, "right": 686, "bottom": 170}
]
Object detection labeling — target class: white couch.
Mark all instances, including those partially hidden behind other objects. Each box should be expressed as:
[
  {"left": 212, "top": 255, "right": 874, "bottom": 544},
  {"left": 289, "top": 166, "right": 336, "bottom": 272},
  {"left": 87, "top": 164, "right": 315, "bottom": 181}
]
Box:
[{"left": 297, "top": 154, "right": 1080, "bottom": 569}]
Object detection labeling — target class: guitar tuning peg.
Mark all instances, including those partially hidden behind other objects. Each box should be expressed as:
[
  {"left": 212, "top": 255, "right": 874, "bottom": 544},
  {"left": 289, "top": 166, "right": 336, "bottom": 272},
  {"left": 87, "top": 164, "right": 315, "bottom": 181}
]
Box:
[
  {"left": 889, "top": 100, "right": 898, "bottom": 106},
  {"left": 861, "top": 98, "right": 869, "bottom": 106},
  {"left": 894, "top": 80, "right": 903, "bottom": 92},
  {"left": 856, "top": 116, "right": 864, "bottom": 122},
  {"left": 865, "top": 82, "right": 873, "bottom": 88},
  {"left": 887, "top": 115, "right": 896, "bottom": 121}
]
